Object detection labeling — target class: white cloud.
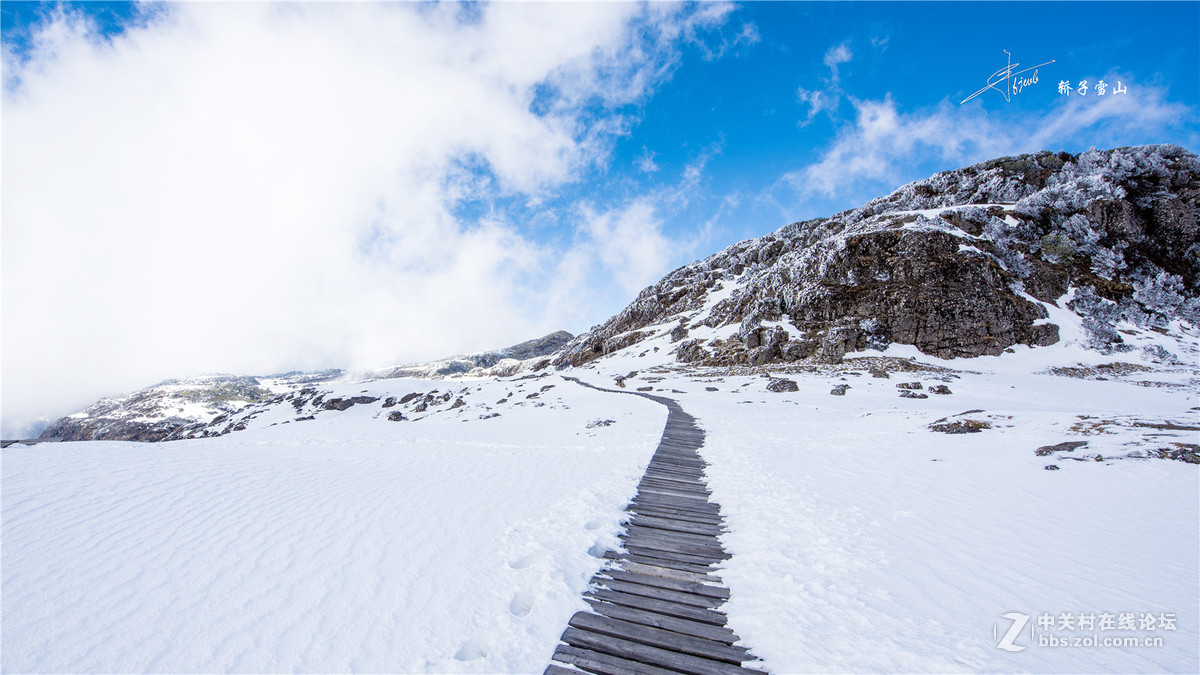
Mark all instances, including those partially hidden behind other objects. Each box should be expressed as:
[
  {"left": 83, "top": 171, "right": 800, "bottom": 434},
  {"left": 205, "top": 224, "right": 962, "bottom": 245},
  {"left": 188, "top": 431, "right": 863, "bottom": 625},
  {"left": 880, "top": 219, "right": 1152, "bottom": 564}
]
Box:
[
  {"left": 797, "top": 41, "right": 853, "bottom": 125},
  {"left": 637, "top": 146, "right": 659, "bottom": 173},
  {"left": 785, "top": 78, "right": 1196, "bottom": 199},
  {"left": 575, "top": 200, "right": 674, "bottom": 299},
  {"left": 0, "top": 2, "right": 726, "bottom": 434},
  {"left": 823, "top": 42, "right": 853, "bottom": 70}
]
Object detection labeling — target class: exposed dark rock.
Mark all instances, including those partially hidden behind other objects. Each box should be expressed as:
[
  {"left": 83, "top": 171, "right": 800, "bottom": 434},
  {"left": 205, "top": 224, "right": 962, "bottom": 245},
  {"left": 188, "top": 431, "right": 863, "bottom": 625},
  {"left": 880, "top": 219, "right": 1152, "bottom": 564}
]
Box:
[
  {"left": 398, "top": 392, "right": 421, "bottom": 405},
  {"left": 705, "top": 386, "right": 719, "bottom": 392},
  {"left": 1148, "top": 444, "right": 1200, "bottom": 463},
  {"left": 930, "top": 420, "right": 983, "bottom": 433},
  {"left": 449, "top": 398, "right": 466, "bottom": 409},
  {"left": 899, "top": 390, "right": 929, "bottom": 399},
  {"left": 928, "top": 385, "right": 952, "bottom": 395},
  {"left": 387, "top": 411, "right": 407, "bottom": 422},
  {"left": 1036, "top": 441, "right": 1089, "bottom": 456},
  {"left": 382, "top": 397, "right": 397, "bottom": 408},
  {"left": 1044, "top": 465, "right": 1061, "bottom": 470},
  {"left": 676, "top": 339, "right": 710, "bottom": 363},
  {"left": 323, "top": 398, "right": 353, "bottom": 411},
  {"left": 670, "top": 323, "right": 689, "bottom": 342},
  {"left": 830, "top": 384, "right": 850, "bottom": 396},
  {"left": 766, "top": 378, "right": 799, "bottom": 392},
  {"left": 552, "top": 145, "right": 1197, "bottom": 370},
  {"left": 897, "top": 382, "right": 923, "bottom": 390}
]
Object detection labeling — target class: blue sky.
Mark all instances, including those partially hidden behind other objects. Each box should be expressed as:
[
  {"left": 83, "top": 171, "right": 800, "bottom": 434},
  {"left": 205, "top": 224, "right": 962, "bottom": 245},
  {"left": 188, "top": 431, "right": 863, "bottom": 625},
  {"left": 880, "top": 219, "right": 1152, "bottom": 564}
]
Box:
[{"left": 2, "top": 1, "right": 1197, "bottom": 433}]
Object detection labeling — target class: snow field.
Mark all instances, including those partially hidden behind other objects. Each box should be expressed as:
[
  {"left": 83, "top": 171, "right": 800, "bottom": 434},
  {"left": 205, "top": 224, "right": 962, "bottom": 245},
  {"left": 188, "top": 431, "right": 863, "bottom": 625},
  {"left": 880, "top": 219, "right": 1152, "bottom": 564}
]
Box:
[
  {"left": 2, "top": 377, "right": 667, "bottom": 673},
  {"left": 574, "top": 336, "right": 1198, "bottom": 673}
]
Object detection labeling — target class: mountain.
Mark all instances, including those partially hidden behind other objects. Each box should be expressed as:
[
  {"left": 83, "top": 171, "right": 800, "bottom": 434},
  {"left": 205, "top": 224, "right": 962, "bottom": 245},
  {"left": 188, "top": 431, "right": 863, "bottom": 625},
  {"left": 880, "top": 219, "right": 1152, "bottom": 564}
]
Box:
[
  {"left": 39, "top": 371, "right": 344, "bottom": 442},
  {"left": 35, "top": 146, "right": 1199, "bottom": 443},
  {"left": 554, "top": 144, "right": 1198, "bottom": 369},
  {"left": 37, "top": 331, "right": 572, "bottom": 442},
  {"left": 374, "top": 330, "right": 573, "bottom": 378}
]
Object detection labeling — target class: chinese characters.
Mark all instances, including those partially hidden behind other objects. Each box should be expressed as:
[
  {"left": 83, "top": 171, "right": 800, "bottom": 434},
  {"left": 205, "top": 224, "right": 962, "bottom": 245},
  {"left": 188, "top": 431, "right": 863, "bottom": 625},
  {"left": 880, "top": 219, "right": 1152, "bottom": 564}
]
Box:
[{"left": 1058, "top": 79, "right": 1129, "bottom": 96}]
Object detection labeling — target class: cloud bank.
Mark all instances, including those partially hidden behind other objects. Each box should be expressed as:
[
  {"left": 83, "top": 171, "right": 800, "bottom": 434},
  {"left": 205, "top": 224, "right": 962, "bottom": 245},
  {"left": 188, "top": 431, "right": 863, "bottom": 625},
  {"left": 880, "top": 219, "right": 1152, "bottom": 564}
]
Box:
[{"left": 1, "top": 2, "right": 727, "bottom": 434}]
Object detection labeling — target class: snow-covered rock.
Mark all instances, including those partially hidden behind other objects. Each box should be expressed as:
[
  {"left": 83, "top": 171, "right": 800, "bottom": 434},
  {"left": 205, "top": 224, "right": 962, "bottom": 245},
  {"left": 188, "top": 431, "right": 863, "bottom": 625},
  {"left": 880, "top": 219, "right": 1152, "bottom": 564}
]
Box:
[{"left": 554, "top": 144, "right": 1198, "bottom": 368}]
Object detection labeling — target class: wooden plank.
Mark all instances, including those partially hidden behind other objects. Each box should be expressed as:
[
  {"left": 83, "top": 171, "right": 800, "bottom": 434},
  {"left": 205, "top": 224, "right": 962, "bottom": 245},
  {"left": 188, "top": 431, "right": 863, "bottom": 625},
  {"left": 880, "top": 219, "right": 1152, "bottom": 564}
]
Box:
[
  {"left": 561, "top": 627, "right": 754, "bottom": 675},
  {"left": 630, "top": 504, "right": 725, "bottom": 524},
  {"left": 607, "top": 550, "right": 719, "bottom": 575},
  {"left": 599, "top": 568, "right": 730, "bottom": 600},
  {"left": 595, "top": 578, "right": 725, "bottom": 609},
  {"left": 630, "top": 512, "right": 724, "bottom": 530},
  {"left": 641, "top": 469, "right": 706, "bottom": 482},
  {"left": 586, "top": 588, "right": 728, "bottom": 626},
  {"left": 631, "top": 512, "right": 724, "bottom": 530},
  {"left": 629, "top": 515, "right": 725, "bottom": 536},
  {"left": 637, "top": 486, "right": 717, "bottom": 501},
  {"left": 651, "top": 452, "right": 702, "bottom": 461},
  {"left": 614, "top": 559, "right": 723, "bottom": 586},
  {"left": 584, "top": 598, "right": 740, "bottom": 645},
  {"left": 624, "top": 525, "right": 727, "bottom": 550},
  {"left": 569, "top": 611, "right": 750, "bottom": 664},
  {"left": 641, "top": 467, "right": 706, "bottom": 481},
  {"left": 638, "top": 481, "right": 711, "bottom": 497},
  {"left": 621, "top": 535, "right": 730, "bottom": 559},
  {"left": 638, "top": 477, "right": 709, "bottom": 492},
  {"left": 622, "top": 544, "right": 726, "bottom": 566},
  {"left": 552, "top": 644, "right": 682, "bottom": 675},
  {"left": 640, "top": 470, "right": 707, "bottom": 484},
  {"left": 632, "top": 502, "right": 720, "bottom": 516},
  {"left": 544, "top": 662, "right": 584, "bottom": 675},
  {"left": 622, "top": 530, "right": 727, "bottom": 552},
  {"left": 632, "top": 496, "right": 720, "bottom": 514},
  {"left": 635, "top": 486, "right": 716, "bottom": 503}
]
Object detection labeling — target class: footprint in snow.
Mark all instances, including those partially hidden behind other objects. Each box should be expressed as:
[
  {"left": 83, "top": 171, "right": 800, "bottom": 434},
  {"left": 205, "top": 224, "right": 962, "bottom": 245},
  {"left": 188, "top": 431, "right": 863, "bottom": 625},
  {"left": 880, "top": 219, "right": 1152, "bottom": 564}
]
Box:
[
  {"left": 508, "top": 552, "right": 548, "bottom": 569},
  {"left": 509, "top": 589, "right": 535, "bottom": 617},
  {"left": 454, "top": 639, "right": 488, "bottom": 661}
]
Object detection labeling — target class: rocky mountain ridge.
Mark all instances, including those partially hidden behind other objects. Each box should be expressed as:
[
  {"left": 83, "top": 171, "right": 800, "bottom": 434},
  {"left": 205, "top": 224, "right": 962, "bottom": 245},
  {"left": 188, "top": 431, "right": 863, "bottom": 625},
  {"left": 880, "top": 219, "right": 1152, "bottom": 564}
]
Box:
[
  {"left": 374, "top": 330, "right": 572, "bottom": 379},
  {"left": 38, "top": 371, "right": 343, "bottom": 442},
  {"left": 554, "top": 144, "right": 1199, "bottom": 369},
  {"left": 38, "top": 331, "right": 571, "bottom": 442},
  {"left": 32, "top": 146, "right": 1199, "bottom": 444}
]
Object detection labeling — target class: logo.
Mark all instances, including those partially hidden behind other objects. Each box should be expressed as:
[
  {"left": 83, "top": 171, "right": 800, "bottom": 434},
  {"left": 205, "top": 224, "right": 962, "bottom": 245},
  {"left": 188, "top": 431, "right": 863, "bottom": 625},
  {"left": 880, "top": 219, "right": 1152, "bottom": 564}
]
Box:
[
  {"left": 961, "top": 50, "right": 1055, "bottom": 104},
  {"left": 994, "top": 612, "right": 1032, "bottom": 652}
]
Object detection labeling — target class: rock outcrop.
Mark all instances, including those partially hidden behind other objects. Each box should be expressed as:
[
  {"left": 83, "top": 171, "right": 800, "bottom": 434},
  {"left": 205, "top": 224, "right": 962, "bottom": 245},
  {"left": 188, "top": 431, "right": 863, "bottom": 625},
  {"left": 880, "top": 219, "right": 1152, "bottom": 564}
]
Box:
[
  {"left": 379, "top": 330, "right": 573, "bottom": 378},
  {"left": 39, "top": 372, "right": 341, "bottom": 442},
  {"left": 554, "top": 145, "right": 1199, "bottom": 368}
]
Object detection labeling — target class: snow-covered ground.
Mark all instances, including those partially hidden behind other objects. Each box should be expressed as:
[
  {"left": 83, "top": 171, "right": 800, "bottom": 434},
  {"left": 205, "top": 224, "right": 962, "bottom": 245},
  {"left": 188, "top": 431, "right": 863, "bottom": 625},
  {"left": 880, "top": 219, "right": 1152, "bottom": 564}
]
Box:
[
  {"left": 3, "top": 322, "right": 1198, "bottom": 672},
  {"left": 2, "top": 378, "right": 666, "bottom": 673},
  {"left": 570, "top": 318, "right": 1198, "bottom": 673}
]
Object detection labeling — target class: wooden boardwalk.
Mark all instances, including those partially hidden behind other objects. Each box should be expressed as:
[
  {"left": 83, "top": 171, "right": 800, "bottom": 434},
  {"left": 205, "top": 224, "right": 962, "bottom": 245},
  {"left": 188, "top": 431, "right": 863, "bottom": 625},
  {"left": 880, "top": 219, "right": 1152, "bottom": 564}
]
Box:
[{"left": 548, "top": 378, "right": 765, "bottom": 675}]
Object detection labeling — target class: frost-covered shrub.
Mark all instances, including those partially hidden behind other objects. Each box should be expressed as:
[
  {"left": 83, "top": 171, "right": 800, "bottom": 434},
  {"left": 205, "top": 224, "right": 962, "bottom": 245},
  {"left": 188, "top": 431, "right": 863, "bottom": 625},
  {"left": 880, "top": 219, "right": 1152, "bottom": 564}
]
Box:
[
  {"left": 859, "top": 317, "right": 889, "bottom": 351},
  {"left": 1141, "top": 344, "right": 1182, "bottom": 365},
  {"left": 980, "top": 216, "right": 1032, "bottom": 277},
  {"left": 1089, "top": 243, "right": 1127, "bottom": 280},
  {"left": 1133, "top": 272, "right": 1200, "bottom": 325},
  {"left": 1081, "top": 316, "right": 1130, "bottom": 353}
]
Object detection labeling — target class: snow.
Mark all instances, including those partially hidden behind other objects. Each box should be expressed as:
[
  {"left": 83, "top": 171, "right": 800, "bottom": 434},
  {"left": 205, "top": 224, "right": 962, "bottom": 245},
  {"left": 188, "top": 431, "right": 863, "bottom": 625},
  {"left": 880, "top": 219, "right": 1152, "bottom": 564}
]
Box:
[
  {"left": 4, "top": 335, "right": 1198, "bottom": 672},
  {"left": 2, "top": 377, "right": 666, "bottom": 673},
  {"left": 573, "top": 333, "right": 1199, "bottom": 673}
]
